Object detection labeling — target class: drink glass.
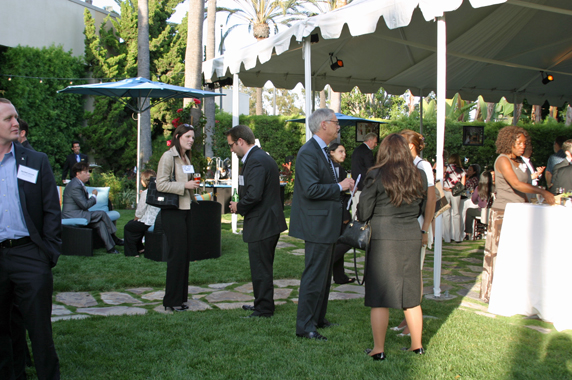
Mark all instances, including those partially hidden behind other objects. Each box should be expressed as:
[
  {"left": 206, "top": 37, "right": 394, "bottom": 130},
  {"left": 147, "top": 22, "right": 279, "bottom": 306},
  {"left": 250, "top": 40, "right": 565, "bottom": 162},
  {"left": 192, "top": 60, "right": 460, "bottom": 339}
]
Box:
[
  {"left": 537, "top": 186, "right": 545, "bottom": 204},
  {"left": 193, "top": 173, "right": 201, "bottom": 184},
  {"left": 556, "top": 187, "right": 565, "bottom": 195}
]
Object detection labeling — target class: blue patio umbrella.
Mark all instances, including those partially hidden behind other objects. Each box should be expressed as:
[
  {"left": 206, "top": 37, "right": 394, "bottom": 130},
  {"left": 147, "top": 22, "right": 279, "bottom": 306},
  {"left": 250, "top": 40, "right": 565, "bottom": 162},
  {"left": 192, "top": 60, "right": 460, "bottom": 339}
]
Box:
[
  {"left": 286, "top": 112, "right": 385, "bottom": 127},
  {"left": 59, "top": 77, "right": 224, "bottom": 195}
]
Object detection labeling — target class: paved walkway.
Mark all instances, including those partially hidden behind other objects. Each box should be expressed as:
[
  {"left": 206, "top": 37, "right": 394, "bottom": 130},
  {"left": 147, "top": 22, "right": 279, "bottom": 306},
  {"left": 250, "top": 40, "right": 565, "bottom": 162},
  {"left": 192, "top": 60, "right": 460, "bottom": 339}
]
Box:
[{"left": 50, "top": 238, "right": 553, "bottom": 334}]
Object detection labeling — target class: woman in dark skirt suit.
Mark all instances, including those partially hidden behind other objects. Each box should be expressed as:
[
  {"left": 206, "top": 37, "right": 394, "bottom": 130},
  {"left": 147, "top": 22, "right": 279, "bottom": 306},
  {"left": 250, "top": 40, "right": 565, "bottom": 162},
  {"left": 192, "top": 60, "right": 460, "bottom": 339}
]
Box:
[
  {"left": 358, "top": 134, "right": 428, "bottom": 360},
  {"left": 156, "top": 124, "right": 201, "bottom": 312}
]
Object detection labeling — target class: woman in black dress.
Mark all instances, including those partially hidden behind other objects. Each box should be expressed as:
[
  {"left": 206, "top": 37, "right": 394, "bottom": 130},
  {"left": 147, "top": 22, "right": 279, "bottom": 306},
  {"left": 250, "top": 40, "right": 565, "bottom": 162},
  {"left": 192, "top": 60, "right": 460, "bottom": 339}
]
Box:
[
  {"left": 329, "top": 143, "right": 355, "bottom": 284},
  {"left": 358, "top": 134, "right": 427, "bottom": 360}
]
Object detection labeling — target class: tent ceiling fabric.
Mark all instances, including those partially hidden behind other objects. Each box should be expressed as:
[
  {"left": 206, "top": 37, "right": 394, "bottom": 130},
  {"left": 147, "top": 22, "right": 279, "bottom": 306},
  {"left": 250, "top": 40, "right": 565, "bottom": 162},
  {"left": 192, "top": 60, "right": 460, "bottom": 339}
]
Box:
[{"left": 203, "top": 0, "right": 572, "bottom": 105}]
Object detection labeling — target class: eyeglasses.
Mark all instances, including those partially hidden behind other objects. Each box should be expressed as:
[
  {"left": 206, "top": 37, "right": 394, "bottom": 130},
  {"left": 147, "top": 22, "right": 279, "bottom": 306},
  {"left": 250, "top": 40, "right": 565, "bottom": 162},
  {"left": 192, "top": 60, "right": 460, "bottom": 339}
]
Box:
[
  {"left": 181, "top": 124, "right": 194, "bottom": 130},
  {"left": 228, "top": 141, "right": 237, "bottom": 149},
  {"left": 326, "top": 119, "right": 340, "bottom": 126}
]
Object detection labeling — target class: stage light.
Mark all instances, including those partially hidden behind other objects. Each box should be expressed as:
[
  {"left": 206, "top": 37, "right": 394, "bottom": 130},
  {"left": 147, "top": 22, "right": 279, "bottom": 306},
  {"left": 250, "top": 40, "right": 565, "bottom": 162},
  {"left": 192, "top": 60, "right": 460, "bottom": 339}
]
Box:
[
  {"left": 329, "top": 53, "right": 343, "bottom": 71},
  {"left": 541, "top": 71, "right": 554, "bottom": 85}
]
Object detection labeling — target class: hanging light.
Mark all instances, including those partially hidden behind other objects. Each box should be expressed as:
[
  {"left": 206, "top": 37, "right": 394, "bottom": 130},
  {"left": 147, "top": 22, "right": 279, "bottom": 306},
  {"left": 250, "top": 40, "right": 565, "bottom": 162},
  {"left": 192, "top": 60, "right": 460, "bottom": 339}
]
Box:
[
  {"left": 329, "top": 53, "right": 344, "bottom": 71},
  {"left": 541, "top": 71, "right": 554, "bottom": 85}
]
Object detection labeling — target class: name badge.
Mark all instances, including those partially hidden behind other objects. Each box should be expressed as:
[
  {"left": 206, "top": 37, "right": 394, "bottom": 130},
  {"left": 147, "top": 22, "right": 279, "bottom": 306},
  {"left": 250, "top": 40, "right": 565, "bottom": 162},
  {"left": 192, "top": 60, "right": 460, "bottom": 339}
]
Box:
[
  {"left": 238, "top": 175, "right": 244, "bottom": 186},
  {"left": 182, "top": 165, "right": 194, "bottom": 174},
  {"left": 17, "top": 165, "right": 38, "bottom": 184}
]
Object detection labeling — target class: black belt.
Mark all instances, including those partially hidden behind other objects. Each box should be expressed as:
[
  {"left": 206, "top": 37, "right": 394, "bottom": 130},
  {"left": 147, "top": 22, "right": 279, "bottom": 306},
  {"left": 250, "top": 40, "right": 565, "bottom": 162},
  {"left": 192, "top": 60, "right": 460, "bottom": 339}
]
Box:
[{"left": 0, "top": 236, "right": 32, "bottom": 249}]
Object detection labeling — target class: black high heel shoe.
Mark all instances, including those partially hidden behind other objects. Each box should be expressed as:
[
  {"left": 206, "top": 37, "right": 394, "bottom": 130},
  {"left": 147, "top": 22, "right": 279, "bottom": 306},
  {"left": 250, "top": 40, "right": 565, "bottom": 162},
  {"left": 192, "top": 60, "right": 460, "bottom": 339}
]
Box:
[
  {"left": 401, "top": 347, "right": 425, "bottom": 355},
  {"left": 164, "top": 306, "right": 185, "bottom": 312},
  {"left": 364, "top": 348, "right": 386, "bottom": 361}
]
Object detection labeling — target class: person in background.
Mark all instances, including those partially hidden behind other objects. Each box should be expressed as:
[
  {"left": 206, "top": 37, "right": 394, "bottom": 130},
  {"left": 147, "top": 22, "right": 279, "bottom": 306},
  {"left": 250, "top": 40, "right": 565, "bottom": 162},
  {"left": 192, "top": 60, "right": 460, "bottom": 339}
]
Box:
[
  {"left": 465, "top": 164, "right": 480, "bottom": 193},
  {"left": 329, "top": 142, "right": 356, "bottom": 285},
  {"left": 545, "top": 136, "right": 567, "bottom": 189},
  {"left": 464, "top": 171, "right": 494, "bottom": 240},
  {"left": 61, "top": 141, "right": 87, "bottom": 183},
  {"left": 156, "top": 124, "right": 200, "bottom": 312},
  {"left": 358, "top": 134, "right": 428, "bottom": 360},
  {"left": 480, "top": 126, "right": 555, "bottom": 303},
  {"left": 442, "top": 153, "right": 466, "bottom": 243},
  {"left": 550, "top": 139, "right": 572, "bottom": 194},
  {"left": 123, "top": 169, "right": 160, "bottom": 257},
  {"left": 351, "top": 132, "right": 378, "bottom": 217},
  {"left": 17, "top": 119, "right": 34, "bottom": 151},
  {"left": 522, "top": 136, "right": 544, "bottom": 187},
  {"left": 289, "top": 109, "right": 354, "bottom": 341},
  {"left": 227, "top": 125, "right": 287, "bottom": 318}
]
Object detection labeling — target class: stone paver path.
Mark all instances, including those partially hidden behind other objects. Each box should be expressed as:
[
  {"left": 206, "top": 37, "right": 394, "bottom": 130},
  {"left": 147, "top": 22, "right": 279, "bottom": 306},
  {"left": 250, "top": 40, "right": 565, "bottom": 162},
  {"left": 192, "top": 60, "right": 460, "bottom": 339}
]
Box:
[{"left": 50, "top": 240, "right": 553, "bottom": 333}]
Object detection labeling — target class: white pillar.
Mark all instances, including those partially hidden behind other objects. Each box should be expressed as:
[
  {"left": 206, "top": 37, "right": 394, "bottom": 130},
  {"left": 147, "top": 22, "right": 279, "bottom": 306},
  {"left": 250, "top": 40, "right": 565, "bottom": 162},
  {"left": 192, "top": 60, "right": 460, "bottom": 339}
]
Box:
[
  {"left": 231, "top": 73, "right": 240, "bottom": 233},
  {"left": 303, "top": 38, "right": 312, "bottom": 142},
  {"left": 433, "top": 16, "right": 446, "bottom": 298}
]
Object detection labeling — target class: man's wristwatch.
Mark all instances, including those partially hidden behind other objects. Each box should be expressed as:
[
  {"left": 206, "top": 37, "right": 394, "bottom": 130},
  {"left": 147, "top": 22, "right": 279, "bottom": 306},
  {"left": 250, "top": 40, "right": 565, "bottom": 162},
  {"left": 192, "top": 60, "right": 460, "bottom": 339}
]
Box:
[{"left": 421, "top": 230, "right": 428, "bottom": 234}]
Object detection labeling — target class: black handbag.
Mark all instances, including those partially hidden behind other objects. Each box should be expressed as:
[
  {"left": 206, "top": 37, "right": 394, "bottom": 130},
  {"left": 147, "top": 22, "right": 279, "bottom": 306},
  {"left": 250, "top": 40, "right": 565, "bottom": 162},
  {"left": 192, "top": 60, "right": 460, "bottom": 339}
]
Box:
[
  {"left": 447, "top": 164, "right": 466, "bottom": 197},
  {"left": 146, "top": 157, "right": 179, "bottom": 209},
  {"left": 337, "top": 218, "right": 371, "bottom": 285}
]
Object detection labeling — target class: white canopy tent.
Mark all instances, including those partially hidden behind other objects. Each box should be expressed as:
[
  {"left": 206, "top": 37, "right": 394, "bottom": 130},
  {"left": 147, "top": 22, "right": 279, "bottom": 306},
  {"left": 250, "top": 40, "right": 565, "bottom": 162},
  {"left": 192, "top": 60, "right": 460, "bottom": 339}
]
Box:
[{"left": 203, "top": 0, "right": 572, "bottom": 297}]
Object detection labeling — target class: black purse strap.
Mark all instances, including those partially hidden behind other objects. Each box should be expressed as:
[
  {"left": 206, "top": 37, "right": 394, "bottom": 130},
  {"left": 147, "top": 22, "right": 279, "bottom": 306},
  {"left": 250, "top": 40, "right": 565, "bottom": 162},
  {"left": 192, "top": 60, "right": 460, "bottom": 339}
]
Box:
[{"left": 353, "top": 247, "right": 365, "bottom": 286}]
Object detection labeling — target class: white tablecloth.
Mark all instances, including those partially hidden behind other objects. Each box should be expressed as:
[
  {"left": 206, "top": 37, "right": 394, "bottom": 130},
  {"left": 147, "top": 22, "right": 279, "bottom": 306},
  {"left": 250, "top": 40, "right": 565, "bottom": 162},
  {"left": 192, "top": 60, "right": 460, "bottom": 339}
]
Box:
[{"left": 488, "top": 203, "right": 572, "bottom": 331}]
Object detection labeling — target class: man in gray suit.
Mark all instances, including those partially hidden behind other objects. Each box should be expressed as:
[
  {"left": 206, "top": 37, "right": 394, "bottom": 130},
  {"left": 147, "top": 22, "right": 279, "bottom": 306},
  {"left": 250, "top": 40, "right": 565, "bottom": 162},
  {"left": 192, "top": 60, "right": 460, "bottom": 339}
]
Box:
[
  {"left": 62, "top": 162, "right": 123, "bottom": 254},
  {"left": 290, "top": 109, "right": 355, "bottom": 340}
]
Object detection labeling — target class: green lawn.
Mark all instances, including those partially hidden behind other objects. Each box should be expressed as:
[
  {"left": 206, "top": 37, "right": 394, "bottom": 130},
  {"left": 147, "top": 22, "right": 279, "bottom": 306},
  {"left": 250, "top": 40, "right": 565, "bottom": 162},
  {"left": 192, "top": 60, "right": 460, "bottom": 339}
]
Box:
[{"left": 27, "top": 207, "right": 572, "bottom": 379}]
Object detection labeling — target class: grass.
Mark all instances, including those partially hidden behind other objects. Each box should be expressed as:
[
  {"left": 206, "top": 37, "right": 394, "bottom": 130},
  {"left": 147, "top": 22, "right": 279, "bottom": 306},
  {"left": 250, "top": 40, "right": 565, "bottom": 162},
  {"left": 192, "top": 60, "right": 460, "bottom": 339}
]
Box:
[{"left": 27, "top": 207, "right": 572, "bottom": 379}]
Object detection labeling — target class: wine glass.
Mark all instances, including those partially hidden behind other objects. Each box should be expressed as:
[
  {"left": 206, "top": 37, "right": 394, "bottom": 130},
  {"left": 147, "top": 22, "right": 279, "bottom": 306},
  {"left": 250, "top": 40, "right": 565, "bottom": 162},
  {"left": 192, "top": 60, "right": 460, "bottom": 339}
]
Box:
[
  {"left": 556, "top": 187, "right": 565, "bottom": 195},
  {"left": 537, "top": 186, "right": 545, "bottom": 205}
]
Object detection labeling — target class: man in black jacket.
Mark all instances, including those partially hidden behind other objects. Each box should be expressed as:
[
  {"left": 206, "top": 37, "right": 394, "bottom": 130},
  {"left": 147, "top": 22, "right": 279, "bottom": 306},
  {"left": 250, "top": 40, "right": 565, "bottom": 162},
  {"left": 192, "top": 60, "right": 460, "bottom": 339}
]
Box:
[
  {"left": 228, "top": 125, "right": 287, "bottom": 318},
  {"left": 61, "top": 140, "right": 87, "bottom": 183},
  {"left": 551, "top": 139, "right": 572, "bottom": 194},
  {"left": 350, "top": 132, "right": 378, "bottom": 216},
  {"left": 0, "top": 98, "right": 61, "bottom": 380}
]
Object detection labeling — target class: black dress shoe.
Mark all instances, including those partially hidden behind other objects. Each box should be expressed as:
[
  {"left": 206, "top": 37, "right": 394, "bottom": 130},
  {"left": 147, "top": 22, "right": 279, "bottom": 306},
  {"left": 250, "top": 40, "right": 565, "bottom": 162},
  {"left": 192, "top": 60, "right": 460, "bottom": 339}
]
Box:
[
  {"left": 317, "top": 320, "right": 338, "bottom": 329},
  {"left": 336, "top": 278, "right": 356, "bottom": 285},
  {"left": 242, "top": 305, "right": 255, "bottom": 311},
  {"left": 112, "top": 236, "right": 125, "bottom": 246},
  {"left": 164, "top": 306, "right": 185, "bottom": 312},
  {"left": 401, "top": 347, "right": 425, "bottom": 355},
  {"left": 296, "top": 331, "right": 327, "bottom": 341},
  {"left": 181, "top": 304, "right": 189, "bottom": 310},
  {"left": 364, "top": 349, "right": 386, "bottom": 360},
  {"left": 107, "top": 248, "right": 120, "bottom": 254}
]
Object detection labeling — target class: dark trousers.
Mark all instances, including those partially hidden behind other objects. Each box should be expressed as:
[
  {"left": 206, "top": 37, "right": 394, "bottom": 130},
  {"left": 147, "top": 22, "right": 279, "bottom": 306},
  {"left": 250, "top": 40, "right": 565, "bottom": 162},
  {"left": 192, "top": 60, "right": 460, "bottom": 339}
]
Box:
[
  {"left": 123, "top": 220, "right": 150, "bottom": 256},
  {"left": 0, "top": 243, "right": 60, "bottom": 380},
  {"left": 10, "top": 304, "right": 31, "bottom": 380},
  {"left": 332, "top": 222, "right": 351, "bottom": 284},
  {"left": 465, "top": 208, "right": 482, "bottom": 234},
  {"left": 296, "top": 242, "right": 335, "bottom": 334},
  {"left": 248, "top": 234, "right": 280, "bottom": 316},
  {"left": 161, "top": 209, "right": 192, "bottom": 307},
  {"left": 88, "top": 210, "right": 117, "bottom": 251}
]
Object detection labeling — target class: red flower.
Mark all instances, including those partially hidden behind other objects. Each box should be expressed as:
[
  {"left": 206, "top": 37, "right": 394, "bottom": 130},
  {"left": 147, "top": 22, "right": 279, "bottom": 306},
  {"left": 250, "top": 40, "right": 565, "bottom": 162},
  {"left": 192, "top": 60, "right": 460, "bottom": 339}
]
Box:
[
  {"left": 177, "top": 108, "right": 183, "bottom": 113},
  {"left": 167, "top": 140, "right": 172, "bottom": 147},
  {"left": 171, "top": 117, "right": 180, "bottom": 127},
  {"left": 215, "top": 120, "right": 219, "bottom": 124},
  {"left": 193, "top": 98, "right": 201, "bottom": 105}
]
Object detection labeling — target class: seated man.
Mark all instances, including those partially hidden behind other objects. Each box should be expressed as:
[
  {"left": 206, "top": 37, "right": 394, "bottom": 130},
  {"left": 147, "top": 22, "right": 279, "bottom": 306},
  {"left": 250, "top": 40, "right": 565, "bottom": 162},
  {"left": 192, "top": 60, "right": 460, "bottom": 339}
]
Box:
[
  {"left": 62, "top": 162, "right": 124, "bottom": 253},
  {"left": 551, "top": 139, "right": 572, "bottom": 195}
]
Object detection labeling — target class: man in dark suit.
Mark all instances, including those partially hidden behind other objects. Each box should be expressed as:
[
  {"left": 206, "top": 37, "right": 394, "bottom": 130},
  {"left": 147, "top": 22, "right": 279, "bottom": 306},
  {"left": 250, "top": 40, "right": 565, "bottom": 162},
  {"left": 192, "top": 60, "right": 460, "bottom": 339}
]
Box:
[
  {"left": 62, "top": 161, "right": 123, "bottom": 254},
  {"left": 550, "top": 139, "right": 572, "bottom": 194},
  {"left": 227, "top": 125, "right": 287, "bottom": 318},
  {"left": 0, "top": 98, "right": 61, "bottom": 379},
  {"left": 61, "top": 140, "right": 87, "bottom": 183},
  {"left": 289, "top": 109, "right": 355, "bottom": 340},
  {"left": 350, "top": 132, "right": 378, "bottom": 216},
  {"left": 17, "top": 119, "right": 34, "bottom": 151}
]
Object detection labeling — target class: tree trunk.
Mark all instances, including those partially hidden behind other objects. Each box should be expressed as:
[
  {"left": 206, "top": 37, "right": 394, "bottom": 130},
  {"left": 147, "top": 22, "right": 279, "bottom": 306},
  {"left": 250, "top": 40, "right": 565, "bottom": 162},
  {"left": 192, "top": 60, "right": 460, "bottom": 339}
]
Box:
[
  {"left": 566, "top": 104, "right": 572, "bottom": 126},
  {"left": 485, "top": 102, "right": 495, "bottom": 122},
  {"left": 256, "top": 87, "right": 264, "bottom": 115},
  {"left": 138, "top": 0, "right": 152, "bottom": 166},
  {"left": 320, "top": 90, "right": 326, "bottom": 108},
  {"left": 513, "top": 103, "right": 522, "bottom": 125},
  {"left": 204, "top": 0, "right": 216, "bottom": 157},
  {"left": 531, "top": 105, "right": 542, "bottom": 123},
  {"left": 184, "top": 0, "right": 204, "bottom": 102},
  {"left": 407, "top": 90, "right": 415, "bottom": 116},
  {"left": 330, "top": 91, "right": 341, "bottom": 113},
  {"left": 549, "top": 106, "right": 558, "bottom": 120}
]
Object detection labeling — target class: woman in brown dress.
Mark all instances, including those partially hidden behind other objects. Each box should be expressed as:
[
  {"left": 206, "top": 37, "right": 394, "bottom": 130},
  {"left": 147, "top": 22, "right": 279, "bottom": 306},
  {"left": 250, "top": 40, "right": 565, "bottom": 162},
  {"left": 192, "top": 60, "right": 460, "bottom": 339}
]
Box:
[{"left": 480, "top": 126, "right": 555, "bottom": 302}]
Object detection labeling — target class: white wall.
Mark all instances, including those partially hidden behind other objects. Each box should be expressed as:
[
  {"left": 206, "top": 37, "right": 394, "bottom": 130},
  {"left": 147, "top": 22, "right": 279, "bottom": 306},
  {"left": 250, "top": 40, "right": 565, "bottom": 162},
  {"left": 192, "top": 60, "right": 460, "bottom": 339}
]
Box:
[
  {"left": 221, "top": 89, "right": 249, "bottom": 116},
  {"left": 0, "top": 0, "right": 116, "bottom": 56}
]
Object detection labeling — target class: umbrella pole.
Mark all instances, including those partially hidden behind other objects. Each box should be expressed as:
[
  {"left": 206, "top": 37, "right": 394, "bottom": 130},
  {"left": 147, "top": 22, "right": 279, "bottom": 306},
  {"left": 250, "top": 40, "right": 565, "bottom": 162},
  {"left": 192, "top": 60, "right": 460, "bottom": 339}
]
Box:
[
  {"left": 303, "top": 38, "right": 312, "bottom": 142},
  {"left": 231, "top": 73, "right": 240, "bottom": 234},
  {"left": 136, "top": 111, "right": 141, "bottom": 204}
]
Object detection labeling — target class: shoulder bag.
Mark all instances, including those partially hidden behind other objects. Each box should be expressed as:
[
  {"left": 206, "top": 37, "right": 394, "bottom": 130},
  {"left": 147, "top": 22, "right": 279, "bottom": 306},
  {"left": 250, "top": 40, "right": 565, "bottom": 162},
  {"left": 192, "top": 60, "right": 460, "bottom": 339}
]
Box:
[
  {"left": 338, "top": 216, "right": 371, "bottom": 285},
  {"left": 447, "top": 164, "right": 466, "bottom": 197},
  {"left": 146, "top": 157, "right": 179, "bottom": 209}
]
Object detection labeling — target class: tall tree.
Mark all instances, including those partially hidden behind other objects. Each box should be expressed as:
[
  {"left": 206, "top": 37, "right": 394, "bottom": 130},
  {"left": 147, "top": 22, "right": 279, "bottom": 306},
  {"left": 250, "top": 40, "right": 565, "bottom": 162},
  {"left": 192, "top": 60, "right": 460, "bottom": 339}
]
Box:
[
  {"left": 185, "top": 0, "right": 205, "bottom": 102},
  {"left": 138, "top": 0, "right": 152, "bottom": 166},
  {"left": 219, "top": 0, "right": 306, "bottom": 114},
  {"left": 204, "top": 0, "right": 217, "bottom": 156}
]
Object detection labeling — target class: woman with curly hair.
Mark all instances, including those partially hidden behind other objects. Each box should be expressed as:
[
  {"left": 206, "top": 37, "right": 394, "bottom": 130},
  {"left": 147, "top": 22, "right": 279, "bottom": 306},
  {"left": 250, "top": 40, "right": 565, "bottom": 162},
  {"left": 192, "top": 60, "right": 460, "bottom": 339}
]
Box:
[{"left": 480, "top": 126, "right": 555, "bottom": 302}]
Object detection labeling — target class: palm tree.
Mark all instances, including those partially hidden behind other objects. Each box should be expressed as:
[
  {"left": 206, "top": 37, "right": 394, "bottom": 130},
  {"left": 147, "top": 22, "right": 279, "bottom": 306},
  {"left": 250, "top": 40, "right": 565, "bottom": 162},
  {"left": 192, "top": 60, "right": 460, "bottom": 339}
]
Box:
[
  {"left": 185, "top": 0, "right": 205, "bottom": 101},
  {"left": 219, "top": 0, "right": 307, "bottom": 114},
  {"left": 204, "top": 0, "right": 217, "bottom": 157}
]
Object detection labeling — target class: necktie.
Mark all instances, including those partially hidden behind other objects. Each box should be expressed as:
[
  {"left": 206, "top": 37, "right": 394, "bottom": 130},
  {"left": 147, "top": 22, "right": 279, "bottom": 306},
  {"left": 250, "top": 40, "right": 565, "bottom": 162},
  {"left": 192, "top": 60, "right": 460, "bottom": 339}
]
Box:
[
  {"left": 323, "top": 147, "right": 338, "bottom": 183},
  {"left": 76, "top": 154, "right": 80, "bottom": 163}
]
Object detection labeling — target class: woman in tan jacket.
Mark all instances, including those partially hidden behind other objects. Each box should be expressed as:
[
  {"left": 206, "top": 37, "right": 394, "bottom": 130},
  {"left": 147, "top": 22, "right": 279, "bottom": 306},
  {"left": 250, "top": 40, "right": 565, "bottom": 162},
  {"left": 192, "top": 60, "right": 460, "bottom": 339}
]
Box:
[{"left": 157, "top": 124, "right": 201, "bottom": 312}]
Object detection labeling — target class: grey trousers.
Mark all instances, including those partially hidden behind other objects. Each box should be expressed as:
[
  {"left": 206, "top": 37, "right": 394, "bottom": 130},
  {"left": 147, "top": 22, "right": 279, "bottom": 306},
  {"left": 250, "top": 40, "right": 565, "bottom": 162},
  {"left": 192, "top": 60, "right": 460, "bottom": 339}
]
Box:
[{"left": 88, "top": 211, "right": 117, "bottom": 250}]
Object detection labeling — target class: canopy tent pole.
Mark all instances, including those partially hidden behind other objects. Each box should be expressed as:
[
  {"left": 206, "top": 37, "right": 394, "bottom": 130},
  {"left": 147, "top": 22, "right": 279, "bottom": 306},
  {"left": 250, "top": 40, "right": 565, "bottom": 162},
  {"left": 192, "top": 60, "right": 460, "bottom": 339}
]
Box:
[
  {"left": 136, "top": 99, "right": 142, "bottom": 198},
  {"left": 419, "top": 91, "right": 424, "bottom": 158},
  {"left": 433, "top": 16, "right": 446, "bottom": 298},
  {"left": 303, "top": 38, "right": 312, "bottom": 142},
  {"left": 231, "top": 73, "right": 240, "bottom": 234}
]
